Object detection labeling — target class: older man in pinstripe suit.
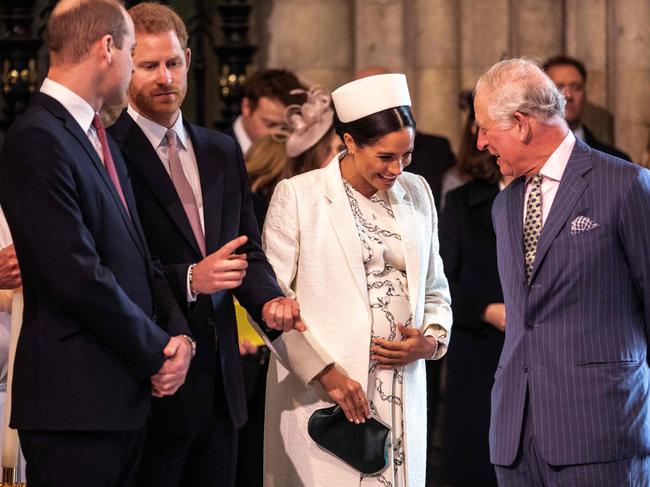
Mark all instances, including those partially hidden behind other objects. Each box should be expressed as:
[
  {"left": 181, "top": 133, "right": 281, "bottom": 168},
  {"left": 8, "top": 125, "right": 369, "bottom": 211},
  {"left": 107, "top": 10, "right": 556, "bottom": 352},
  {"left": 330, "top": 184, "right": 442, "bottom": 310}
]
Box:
[{"left": 474, "top": 58, "right": 650, "bottom": 486}]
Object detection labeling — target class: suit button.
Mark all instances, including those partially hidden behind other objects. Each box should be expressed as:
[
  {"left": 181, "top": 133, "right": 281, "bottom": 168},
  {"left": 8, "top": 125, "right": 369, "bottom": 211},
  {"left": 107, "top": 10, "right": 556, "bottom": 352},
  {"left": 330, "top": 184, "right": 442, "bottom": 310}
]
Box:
[
  {"left": 205, "top": 317, "right": 215, "bottom": 328},
  {"left": 526, "top": 322, "right": 535, "bottom": 330},
  {"left": 523, "top": 365, "right": 528, "bottom": 373}
]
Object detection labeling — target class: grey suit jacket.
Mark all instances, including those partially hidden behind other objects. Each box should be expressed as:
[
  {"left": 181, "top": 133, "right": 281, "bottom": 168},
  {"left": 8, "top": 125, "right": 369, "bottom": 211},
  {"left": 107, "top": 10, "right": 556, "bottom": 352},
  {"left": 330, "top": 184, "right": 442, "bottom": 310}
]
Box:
[{"left": 490, "top": 139, "right": 650, "bottom": 466}]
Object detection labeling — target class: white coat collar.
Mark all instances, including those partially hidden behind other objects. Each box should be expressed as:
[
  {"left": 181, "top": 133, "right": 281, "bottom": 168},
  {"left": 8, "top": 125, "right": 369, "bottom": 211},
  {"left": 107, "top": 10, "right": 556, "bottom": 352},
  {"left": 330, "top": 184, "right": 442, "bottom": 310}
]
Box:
[{"left": 320, "top": 154, "right": 420, "bottom": 317}]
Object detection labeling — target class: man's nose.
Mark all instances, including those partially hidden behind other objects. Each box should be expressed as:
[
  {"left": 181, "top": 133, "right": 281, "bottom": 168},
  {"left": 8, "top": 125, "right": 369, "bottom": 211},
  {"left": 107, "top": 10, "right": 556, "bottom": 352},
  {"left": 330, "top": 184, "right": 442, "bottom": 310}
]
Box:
[
  {"left": 477, "top": 130, "right": 488, "bottom": 151},
  {"left": 157, "top": 66, "right": 172, "bottom": 84}
]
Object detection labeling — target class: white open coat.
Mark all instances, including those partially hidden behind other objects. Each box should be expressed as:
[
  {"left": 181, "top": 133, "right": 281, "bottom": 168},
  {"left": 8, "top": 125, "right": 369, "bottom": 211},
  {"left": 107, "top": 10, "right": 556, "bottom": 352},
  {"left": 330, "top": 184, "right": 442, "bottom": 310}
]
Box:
[{"left": 262, "top": 157, "right": 452, "bottom": 486}]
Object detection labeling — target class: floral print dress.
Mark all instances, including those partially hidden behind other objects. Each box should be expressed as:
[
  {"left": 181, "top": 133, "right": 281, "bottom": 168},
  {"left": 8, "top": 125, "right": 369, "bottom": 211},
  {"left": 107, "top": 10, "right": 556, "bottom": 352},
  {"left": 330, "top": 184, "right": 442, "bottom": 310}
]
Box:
[{"left": 343, "top": 180, "right": 410, "bottom": 487}]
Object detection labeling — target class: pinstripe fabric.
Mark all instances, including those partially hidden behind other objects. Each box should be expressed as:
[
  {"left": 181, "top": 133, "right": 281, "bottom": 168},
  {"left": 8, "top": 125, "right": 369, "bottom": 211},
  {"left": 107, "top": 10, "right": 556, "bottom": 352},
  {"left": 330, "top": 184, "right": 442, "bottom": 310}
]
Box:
[{"left": 490, "top": 140, "right": 650, "bottom": 469}]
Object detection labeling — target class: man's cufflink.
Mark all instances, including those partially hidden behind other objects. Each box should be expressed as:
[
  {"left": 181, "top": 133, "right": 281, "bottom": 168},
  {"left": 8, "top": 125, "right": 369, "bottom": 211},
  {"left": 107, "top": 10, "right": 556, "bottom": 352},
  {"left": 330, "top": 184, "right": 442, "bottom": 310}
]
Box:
[{"left": 188, "top": 263, "right": 198, "bottom": 299}]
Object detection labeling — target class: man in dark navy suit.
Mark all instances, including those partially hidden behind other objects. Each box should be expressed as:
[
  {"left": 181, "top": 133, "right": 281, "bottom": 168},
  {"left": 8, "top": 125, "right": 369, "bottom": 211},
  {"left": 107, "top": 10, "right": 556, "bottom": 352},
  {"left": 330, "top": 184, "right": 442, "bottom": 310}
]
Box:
[
  {"left": 108, "top": 4, "right": 304, "bottom": 487},
  {"left": 475, "top": 58, "right": 650, "bottom": 485},
  {"left": 0, "top": 1, "right": 194, "bottom": 486}
]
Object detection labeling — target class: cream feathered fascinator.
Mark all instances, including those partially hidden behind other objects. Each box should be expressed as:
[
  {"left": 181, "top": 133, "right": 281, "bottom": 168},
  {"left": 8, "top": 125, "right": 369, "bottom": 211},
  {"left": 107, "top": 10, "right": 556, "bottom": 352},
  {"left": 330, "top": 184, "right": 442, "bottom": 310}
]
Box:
[{"left": 279, "top": 86, "right": 334, "bottom": 158}]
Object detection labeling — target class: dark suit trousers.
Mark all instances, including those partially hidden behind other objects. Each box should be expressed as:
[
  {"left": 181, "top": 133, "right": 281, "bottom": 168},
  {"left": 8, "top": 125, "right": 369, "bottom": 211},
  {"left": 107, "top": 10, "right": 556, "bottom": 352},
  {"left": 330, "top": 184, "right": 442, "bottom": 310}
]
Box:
[
  {"left": 19, "top": 429, "right": 145, "bottom": 487},
  {"left": 138, "top": 394, "right": 238, "bottom": 487},
  {"left": 495, "top": 396, "right": 650, "bottom": 486}
]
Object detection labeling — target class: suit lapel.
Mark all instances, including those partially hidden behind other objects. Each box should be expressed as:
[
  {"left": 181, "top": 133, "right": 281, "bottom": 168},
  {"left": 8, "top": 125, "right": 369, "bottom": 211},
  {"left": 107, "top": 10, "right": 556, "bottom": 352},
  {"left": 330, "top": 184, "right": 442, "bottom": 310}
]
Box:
[
  {"left": 113, "top": 113, "right": 203, "bottom": 259},
  {"left": 529, "top": 141, "right": 593, "bottom": 282},
  {"left": 505, "top": 177, "right": 526, "bottom": 284},
  {"left": 186, "top": 123, "right": 224, "bottom": 254},
  {"left": 322, "top": 161, "right": 370, "bottom": 310},
  {"left": 387, "top": 180, "right": 420, "bottom": 316},
  {"left": 41, "top": 97, "right": 145, "bottom": 258}
]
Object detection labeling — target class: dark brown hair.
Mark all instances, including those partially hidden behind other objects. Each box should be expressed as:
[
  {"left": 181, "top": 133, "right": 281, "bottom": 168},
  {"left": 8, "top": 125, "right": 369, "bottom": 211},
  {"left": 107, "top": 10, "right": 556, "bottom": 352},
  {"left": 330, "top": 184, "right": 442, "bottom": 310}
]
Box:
[
  {"left": 128, "top": 2, "right": 188, "bottom": 49},
  {"left": 333, "top": 105, "right": 415, "bottom": 148},
  {"left": 457, "top": 91, "right": 500, "bottom": 184},
  {"left": 543, "top": 55, "right": 587, "bottom": 82},
  {"left": 243, "top": 69, "right": 306, "bottom": 111},
  {"left": 47, "top": 0, "right": 128, "bottom": 66}
]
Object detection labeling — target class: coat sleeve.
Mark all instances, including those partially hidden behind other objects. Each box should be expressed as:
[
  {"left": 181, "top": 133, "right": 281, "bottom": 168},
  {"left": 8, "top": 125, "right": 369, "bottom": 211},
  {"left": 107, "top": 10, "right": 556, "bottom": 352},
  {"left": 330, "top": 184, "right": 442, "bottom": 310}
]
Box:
[
  {"left": 418, "top": 175, "right": 453, "bottom": 358},
  {"left": 262, "top": 179, "right": 334, "bottom": 387},
  {"left": 0, "top": 124, "right": 169, "bottom": 379}
]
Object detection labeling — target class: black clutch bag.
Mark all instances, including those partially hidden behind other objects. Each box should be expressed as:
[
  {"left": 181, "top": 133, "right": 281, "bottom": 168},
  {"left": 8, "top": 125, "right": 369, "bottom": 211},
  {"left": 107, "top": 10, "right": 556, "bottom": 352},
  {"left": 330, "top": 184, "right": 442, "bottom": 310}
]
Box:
[{"left": 307, "top": 405, "right": 391, "bottom": 474}]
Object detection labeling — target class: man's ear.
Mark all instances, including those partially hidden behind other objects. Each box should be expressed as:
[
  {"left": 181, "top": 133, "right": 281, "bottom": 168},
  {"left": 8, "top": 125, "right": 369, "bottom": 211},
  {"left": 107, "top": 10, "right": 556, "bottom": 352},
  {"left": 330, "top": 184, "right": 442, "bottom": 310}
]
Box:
[
  {"left": 513, "top": 111, "right": 532, "bottom": 144},
  {"left": 101, "top": 34, "right": 114, "bottom": 64},
  {"left": 184, "top": 48, "right": 191, "bottom": 70},
  {"left": 241, "top": 97, "right": 251, "bottom": 117}
]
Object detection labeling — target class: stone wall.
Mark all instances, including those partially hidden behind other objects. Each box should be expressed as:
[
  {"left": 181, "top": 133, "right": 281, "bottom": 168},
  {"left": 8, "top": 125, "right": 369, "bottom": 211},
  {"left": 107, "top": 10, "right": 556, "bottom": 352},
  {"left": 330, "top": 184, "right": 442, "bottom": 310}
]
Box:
[{"left": 255, "top": 0, "right": 650, "bottom": 162}]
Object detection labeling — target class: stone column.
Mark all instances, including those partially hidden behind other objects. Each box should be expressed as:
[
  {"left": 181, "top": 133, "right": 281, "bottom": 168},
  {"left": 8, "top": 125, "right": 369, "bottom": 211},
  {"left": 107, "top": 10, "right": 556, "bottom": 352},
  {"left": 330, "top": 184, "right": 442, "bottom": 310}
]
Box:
[
  {"left": 511, "top": 0, "right": 564, "bottom": 59},
  {"left": 460, "top": 0, "right": 509, "bottom": 90},
  {"left": 354, "top": 0, "right": 407, "bottom": 73},
  {"left": 264, "top": 0, "right": 354, "bottom": 90},
  {"left": 410, "top": 0, "right": 461, "bottom": 146},
  {"left": 610, "top": 0, "right": 650, "bottom": 162}
]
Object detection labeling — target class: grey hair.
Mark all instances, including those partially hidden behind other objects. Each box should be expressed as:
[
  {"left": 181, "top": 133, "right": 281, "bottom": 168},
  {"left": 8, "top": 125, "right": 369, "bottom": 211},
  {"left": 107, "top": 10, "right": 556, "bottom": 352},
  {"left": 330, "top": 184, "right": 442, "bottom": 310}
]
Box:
[{"left": 476, "top": 57, "right": 566, "bottom": 127}]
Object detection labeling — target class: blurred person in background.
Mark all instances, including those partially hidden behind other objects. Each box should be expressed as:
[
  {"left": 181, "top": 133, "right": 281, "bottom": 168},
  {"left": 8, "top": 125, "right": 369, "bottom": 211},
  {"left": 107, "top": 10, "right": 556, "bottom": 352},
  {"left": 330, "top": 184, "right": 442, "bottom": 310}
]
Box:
[
  {"left": 439, "top": 91, "right": 510, "bottom": 487},
  {"left": 245, "top": 85, "right": 341, "bottom": 230},
  {"left": 224, "top": 69, "right": 305, "bottom": 155},
  {"left": 543, "top": 55, "right": 630, "bottom": 161}
]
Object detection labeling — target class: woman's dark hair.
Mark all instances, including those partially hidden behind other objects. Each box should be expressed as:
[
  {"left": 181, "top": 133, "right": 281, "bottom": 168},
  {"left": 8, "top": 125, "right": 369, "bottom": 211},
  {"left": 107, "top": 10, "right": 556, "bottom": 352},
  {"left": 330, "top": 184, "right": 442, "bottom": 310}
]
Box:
[
  {"left": 333, "top": 105, "right": 415, "bottom": 147},
  {"left": 456, "top": 91, "right": 500, "bottom": 184}
]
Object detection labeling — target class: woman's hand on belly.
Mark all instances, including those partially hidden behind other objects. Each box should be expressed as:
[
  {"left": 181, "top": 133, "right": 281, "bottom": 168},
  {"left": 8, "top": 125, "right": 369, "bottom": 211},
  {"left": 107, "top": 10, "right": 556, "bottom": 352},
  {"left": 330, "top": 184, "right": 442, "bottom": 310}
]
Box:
[
  {"left": 316, "top": 365, "right": 371, "bottom": 424},
  {"left": 371, "top": 324, "right": 438, "bottom": 368}
]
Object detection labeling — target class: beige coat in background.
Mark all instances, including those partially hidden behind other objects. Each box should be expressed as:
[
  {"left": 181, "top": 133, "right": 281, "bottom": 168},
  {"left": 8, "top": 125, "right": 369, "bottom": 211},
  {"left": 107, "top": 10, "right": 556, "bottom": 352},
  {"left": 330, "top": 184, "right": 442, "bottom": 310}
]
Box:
[{"left": 261, "top": 156, "right": 452, "bottom": 486}]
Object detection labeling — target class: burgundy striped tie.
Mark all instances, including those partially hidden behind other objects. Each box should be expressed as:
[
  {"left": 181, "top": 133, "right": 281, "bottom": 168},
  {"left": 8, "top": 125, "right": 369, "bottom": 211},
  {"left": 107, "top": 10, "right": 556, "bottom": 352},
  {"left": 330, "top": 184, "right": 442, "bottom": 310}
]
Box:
[{"left": 92, "top": 114, "right": 130, "bottom": 215}]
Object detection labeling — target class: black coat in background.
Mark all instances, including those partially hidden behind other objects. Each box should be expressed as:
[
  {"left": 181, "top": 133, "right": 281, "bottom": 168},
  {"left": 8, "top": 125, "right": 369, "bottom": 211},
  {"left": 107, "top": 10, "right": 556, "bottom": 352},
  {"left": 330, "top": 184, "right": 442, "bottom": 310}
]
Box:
[
  {"left": 439, "top": 179, "right": 504, "bottom": 487},
  {"left": 405, "top": 131, "right": 456, "bottom": 209},
  {"left": 583, "top": 125, "right": 631, "bottom": 161}
]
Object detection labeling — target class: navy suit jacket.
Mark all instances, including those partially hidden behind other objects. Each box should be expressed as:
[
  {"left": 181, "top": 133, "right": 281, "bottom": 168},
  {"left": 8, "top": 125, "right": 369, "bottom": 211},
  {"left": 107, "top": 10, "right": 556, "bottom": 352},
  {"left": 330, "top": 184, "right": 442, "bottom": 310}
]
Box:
[
  {"left": 108, "top": 111, "right": 283, "bottom": 435},
  {"left": 490, "top": 140, "right": 650, "bottom": 466},
  {"left": 0, "top": 93, "right": 188, "bottom": 431}
]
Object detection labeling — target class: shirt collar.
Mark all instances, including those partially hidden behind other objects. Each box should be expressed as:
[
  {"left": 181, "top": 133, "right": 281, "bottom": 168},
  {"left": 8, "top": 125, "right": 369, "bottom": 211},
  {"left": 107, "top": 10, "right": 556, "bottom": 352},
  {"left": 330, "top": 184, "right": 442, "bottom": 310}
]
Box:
[
  {"left": 572, "top": 124, "right": 586, "bottom": 142},
  {"left": 528, "top": 130, "right": 576, "bottom": 184},
  {"left": 233, "top": 115, "right": 252, "bottom": 155},
  {"left": 127, "top": 104, "right": 188, "bottom": 150},
  {"left": 40, "top": 78, "right": 96, "bottom": 133}
]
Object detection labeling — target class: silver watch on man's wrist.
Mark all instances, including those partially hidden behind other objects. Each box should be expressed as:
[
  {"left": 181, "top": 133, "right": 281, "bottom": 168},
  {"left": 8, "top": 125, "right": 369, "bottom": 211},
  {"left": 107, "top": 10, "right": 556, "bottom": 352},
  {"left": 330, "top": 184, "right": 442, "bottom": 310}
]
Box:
[{"left": 178, "top": 334, "right": 196, "bottom": 358}]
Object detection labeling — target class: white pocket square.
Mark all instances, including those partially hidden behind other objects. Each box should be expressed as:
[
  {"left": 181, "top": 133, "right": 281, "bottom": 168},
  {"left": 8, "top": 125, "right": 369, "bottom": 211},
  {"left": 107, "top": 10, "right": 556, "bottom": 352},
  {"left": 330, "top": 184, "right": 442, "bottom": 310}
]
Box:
[{"left": 570, "top": 216, "right": 600, "bottom": 235}]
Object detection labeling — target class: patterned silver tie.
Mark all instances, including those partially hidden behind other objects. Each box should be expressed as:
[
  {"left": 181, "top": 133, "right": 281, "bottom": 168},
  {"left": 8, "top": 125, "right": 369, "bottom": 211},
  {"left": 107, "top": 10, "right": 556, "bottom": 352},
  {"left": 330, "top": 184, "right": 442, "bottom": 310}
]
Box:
[{"left": 524, "top": 173, "right": 543, "bottom": 282}]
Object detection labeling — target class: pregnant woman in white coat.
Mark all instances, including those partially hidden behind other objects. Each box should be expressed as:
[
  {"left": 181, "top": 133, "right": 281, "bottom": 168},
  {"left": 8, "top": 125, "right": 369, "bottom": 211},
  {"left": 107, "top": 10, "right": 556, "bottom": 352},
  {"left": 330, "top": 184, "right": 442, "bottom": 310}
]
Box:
[{"left": 262, "top": 74, "right": 453, "bottom": 487}]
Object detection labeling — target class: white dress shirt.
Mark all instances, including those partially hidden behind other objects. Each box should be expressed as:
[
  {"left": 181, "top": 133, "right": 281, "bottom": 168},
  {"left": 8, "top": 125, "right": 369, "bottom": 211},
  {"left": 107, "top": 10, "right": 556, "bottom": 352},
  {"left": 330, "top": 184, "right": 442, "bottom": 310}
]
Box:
[
  {"left": 127, "top": 105, "right": 203, "bottom": 302},
  {"left": 40, "top": 78, "right": 104, "bottom": 162},
  {"left": 232, "top": 115, "right": 252, "bottom": 155},
  {"left": 524, "top": 130, "right": 576, "bottom": 226}
]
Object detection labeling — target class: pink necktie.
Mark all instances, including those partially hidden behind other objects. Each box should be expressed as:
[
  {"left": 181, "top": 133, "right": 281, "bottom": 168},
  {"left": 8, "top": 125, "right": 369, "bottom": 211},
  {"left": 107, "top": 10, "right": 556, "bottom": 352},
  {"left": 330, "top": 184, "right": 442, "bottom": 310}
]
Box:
[
  {"left": 92, "top": 114, "right": 130, "bottom": 215},
  {"left": 166, "top": 129, "right": 206, "bottom": 257}
]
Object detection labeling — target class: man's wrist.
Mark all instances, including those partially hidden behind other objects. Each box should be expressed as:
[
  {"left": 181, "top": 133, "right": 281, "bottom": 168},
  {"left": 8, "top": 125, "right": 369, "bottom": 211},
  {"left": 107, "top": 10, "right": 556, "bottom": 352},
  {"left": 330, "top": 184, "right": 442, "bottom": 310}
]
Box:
[
  {"left": 178, "top": 334, "right": 196, "bottom": 358},
  {"left": 188, "top": 264, "right": 198, "bottom": 298}
]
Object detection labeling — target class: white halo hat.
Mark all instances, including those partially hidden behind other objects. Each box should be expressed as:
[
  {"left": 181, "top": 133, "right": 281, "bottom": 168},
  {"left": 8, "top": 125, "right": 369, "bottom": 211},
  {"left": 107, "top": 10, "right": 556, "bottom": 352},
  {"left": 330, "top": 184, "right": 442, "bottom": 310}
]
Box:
[{"left": 331, "top": 73, "right": 411, "bottom": 123}]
